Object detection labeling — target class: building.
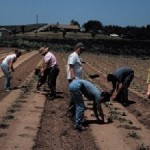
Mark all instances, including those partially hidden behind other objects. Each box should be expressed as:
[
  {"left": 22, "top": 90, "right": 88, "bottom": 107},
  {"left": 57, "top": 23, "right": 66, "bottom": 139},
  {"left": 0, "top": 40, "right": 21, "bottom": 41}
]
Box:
[
  {"left": 49, "top": 24, "right": 80, "bottom": 32},
  {"left": 110, "top": 33, "right": 119, "bottom": 37},
  {"left": 0, "top": 28, "right": 11, "bottom": 38}
]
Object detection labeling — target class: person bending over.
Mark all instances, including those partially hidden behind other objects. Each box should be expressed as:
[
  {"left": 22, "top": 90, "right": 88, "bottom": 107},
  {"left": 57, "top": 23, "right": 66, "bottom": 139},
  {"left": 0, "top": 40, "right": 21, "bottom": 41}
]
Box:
[{"left": 69, "top": 79, "right": 110, "bottom": 131}]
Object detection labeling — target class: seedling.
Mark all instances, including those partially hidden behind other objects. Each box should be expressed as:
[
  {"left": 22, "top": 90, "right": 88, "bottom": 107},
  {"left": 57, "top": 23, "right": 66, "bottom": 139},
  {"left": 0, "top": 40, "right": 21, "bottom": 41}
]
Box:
[
  {"left": 0, "top": 132, "right": 7, "bottom": 138},
  {"left": 128, "top": 130, "right": 140, "bottom": 139},
  {"left": 117, "top": 123, "right": 141, "bottom": 130},
  {"left": 0, "top": 121, "right": 9, "bottom": 129},
  {"left": 137, "top": 143, "right": 150, "bottom": 150},
  {"left": 5, "top": 114, "right": 15, "bottom": 120}
]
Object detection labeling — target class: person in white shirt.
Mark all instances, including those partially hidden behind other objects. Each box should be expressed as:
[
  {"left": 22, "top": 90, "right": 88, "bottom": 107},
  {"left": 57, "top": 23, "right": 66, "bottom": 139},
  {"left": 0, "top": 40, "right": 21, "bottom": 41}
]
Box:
[
  {"left": 67, "top": 43, "right": 84, "bottom": 82},
  {"left": 1, "top": 50, "right": 21, "bottom": 91},
  {"left": 66, "top": 42, "right": 85, "bottom": 117}
]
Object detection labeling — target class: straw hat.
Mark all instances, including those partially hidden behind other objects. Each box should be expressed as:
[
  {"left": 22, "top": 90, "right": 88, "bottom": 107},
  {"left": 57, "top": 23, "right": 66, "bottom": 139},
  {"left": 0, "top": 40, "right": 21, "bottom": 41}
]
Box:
[{"left": 39, "top": 47, "right": 49, "bottom": 55}]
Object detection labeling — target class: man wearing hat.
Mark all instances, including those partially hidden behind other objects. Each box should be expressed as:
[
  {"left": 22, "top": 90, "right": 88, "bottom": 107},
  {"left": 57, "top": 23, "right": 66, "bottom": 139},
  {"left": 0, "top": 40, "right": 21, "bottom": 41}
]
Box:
[
  {"left": 39, "top": 47, "right": 60, "bottom": 100},
  {"left": 67, "top": 42, "right": 85, "bottom": 117}
]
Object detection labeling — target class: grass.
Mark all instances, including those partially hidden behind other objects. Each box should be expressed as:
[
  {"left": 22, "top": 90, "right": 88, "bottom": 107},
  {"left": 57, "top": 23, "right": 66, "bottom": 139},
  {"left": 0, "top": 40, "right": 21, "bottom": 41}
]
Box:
[
  {"left": 17, "top": 31, "right": 116, "bottom": 40},
  {"left": 117, "top": 123, "right": 141, "bottom": 130}
]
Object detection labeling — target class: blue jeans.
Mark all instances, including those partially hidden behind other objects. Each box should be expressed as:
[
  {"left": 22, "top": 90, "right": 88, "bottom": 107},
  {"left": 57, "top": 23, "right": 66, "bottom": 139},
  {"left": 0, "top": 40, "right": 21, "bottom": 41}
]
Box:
[
  {"left": 69, "top": 82, "right": 85, "bottom": 128},
  {"left": 1, "top": 63, "right": 11, "bottom": 90}
]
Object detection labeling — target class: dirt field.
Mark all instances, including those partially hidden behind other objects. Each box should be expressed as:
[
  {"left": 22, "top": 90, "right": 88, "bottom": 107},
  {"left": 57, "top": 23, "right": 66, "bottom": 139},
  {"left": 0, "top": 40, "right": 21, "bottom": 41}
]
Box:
[{"left": 0, "top": 49, "right": 150, "bottom": 150}]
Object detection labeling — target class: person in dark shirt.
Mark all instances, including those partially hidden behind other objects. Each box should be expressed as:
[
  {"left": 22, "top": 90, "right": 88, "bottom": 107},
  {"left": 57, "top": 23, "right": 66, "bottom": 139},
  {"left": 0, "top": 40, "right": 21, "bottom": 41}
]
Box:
[{"left": 107, "top": 67, "right": 134, "bottom": 106}]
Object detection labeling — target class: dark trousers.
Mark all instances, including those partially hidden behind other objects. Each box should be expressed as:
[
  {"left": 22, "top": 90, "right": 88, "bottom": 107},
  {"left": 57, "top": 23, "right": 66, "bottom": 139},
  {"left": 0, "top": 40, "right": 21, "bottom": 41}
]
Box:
[
  {"left": 117, "top": 72, "right": 134, "bottom": 103},
  {"left": 48, "top": 65, "right": 60, "bottom": 96}
]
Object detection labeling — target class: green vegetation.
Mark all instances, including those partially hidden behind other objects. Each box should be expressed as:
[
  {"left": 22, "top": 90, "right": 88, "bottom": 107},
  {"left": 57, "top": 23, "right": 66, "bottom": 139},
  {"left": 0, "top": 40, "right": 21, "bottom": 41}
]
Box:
[
  {"left": 0, "top": 75, "right": 36, "bottom": 132},
  {"left": 128, "top": 130, "right": 141, "bottom": 139},
  {"left": 138, "top": 143, "right": 150, "bottom": 150}
]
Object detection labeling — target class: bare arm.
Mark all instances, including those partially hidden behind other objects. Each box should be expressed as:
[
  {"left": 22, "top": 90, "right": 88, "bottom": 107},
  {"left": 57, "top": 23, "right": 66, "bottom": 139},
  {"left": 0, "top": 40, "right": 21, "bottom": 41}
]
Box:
[
  {"left": 69, "top": 64, "right": 76, "bottom": 79},
  {"left": 112, "top": 83, "right": 123, "bottom": 99},
  {"left": 40, "top": 59, "right": 49, "bottom": 76},
  {"left": 110, "top": 82, "right": 116, "bottom": 96},
  {"left": 147, "top": 83, "right": 150, "bottom": 99},
  {"left": 9, "top": 58, "right": 16, "bottom": 72},
  {"left": 93, "top": 101, "right": 104, "bottom": 121},
  {"left": 93, "top": 101, "right": 100, "bottom": 120},
  {"left": 147, "top": 69, "right": 150, "bottom": 98},
  {"left": 97, "top": 103, "right": 105, "bottom": 121}
]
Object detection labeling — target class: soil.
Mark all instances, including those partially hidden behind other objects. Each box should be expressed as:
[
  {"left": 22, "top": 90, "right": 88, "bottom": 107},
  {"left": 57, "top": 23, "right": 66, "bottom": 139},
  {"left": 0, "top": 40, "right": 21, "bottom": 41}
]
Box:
[{"left": 0, "top": 49, "right": 150, "bottom": 150}]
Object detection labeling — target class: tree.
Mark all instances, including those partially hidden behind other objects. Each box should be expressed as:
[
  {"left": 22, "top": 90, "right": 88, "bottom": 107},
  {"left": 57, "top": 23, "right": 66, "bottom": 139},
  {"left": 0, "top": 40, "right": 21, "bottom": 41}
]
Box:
[
  {"left": 62, "top": 29, "right": 67, "bottom": 38},
  {"left": 91, "top": 31, "right": 96, "bottom": 39},
  {"left": 21, "top": 25, "right": 25, "bottom": 34},
  {"left": 70, "top": 19, "right": 80, "bottom": 28},
  {"left": 83, "top": 20, "right": 103, "bottom": 33}
]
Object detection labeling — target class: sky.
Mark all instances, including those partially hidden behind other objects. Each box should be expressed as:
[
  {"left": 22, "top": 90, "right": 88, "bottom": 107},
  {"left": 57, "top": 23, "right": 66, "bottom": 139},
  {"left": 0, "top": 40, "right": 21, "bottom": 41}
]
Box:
[{"left": 0, "top": 0, "right": 150, "bottom": 27}]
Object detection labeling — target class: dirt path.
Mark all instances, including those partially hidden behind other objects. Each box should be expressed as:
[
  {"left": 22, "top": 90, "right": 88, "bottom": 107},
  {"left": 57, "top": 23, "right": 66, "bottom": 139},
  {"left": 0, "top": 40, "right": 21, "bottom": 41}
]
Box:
[
  {"left": 0, "top": 51, "right": 42, "bottom": 100},
  {"left": 33, "top": 52, "right": 99, "bottom": 150},
  {"left": 0, "top": 50, "right": 38, "bottom": 78},
  {"left": 0, "top": 74, "right": 45, "bottom": 150},
  {"left": 80, "top": 53, "right": 150, "bottom": 130},
  {"left": 0, "top": 50, "right": 150, "bottom": 150}
]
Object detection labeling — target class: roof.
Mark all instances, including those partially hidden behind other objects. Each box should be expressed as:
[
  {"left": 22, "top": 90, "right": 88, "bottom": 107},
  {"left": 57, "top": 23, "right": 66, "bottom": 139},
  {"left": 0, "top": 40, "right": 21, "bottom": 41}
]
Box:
[
  {"left": 0, "top": 28, "right": 11, "bottom": 32},
  {"left": 50, "top": 24, "right": 79, "bottom": 30}
]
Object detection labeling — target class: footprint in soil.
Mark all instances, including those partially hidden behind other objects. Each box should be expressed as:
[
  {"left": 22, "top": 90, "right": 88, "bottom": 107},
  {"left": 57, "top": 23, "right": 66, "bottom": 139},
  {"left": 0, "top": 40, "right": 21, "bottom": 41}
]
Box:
[
  {"left": 25, "top": 126, "right": 36, "bottom": 131},
  {"left": 19, "top": 134, "right": 34, "bottom": 138}
]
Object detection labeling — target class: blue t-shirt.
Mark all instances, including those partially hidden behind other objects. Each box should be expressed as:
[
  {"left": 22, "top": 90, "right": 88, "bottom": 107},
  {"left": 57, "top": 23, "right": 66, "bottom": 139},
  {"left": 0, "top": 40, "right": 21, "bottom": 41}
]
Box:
[
  {"left": 113, "top": 67, "right": 134, "bottom": 83},
  {"left": 69, "top": 79, "right": 101, "bottom": 103}
]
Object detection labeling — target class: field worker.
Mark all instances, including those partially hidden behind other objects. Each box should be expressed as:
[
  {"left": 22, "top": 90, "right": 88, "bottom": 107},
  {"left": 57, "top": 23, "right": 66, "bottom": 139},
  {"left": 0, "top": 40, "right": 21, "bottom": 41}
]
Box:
[
  {"left": 147, "top": 68, "right": 150, "bottom": 99},
  {"left": 107, "top": 67, "right": 134, "bottom": 106},
  {"left": 0, "top": 50, "right": 22, "bottom": 91},
  {"left": 39, "top": 47, "right": 60, "bottom": 100},
  {"left": 69, "top": 79, "right": 110, "bottom": 130},
  {"left": 67, "top": 42, "right": 85, "bottom": 117}
]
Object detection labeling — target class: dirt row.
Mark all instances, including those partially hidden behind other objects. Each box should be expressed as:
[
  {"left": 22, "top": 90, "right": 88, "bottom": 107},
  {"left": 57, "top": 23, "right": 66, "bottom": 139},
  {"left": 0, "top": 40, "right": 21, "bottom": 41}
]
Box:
[
  {"left": 33, "top": 51, "right": 150, "bottom": 150},
  {"left": 0, "top": 50, "right": 99, "bottom": 150},
  {"left": 79, "top": 53, "right": 150, "bottom": 130},
  {"left": 0, "top": 50, "right": 150, "bottom": 150},
  {"left": 0, "top": 52, "right": 42, "bottom": 100},
  {"left": 33, "top": 52, "right": 99, "bottom": 150}
]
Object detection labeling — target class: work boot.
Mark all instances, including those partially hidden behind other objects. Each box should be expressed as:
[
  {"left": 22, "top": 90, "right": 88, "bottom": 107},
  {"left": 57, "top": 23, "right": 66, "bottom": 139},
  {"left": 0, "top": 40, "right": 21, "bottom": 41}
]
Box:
[
  {"left": 48, "top": 93, "right": 56, "bottom": 100},
  {"left": 74, "top": 124, "right": 88, "bottom": 131},
  {"left": 122, "top": 100, "right": 129, "bottom": 107}
]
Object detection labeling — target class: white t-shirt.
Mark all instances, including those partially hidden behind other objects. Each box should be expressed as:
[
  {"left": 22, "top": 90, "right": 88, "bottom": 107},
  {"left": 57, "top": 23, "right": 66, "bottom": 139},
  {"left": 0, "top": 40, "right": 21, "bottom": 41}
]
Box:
[
  {"left": 2, "top": 54, "right": 16, "bottom": 66},
  {"left": 67, "top": 51, "right": 82, "bottom": 80}
]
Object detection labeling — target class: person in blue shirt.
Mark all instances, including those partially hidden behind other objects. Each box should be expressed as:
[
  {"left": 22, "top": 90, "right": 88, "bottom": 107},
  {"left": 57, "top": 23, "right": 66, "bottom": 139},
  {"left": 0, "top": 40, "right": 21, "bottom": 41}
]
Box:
[
  {"left": 69, "top": 79, "right": 110, "bottom": 130},
  {"left": 107, "top": 67, "right": 134, "bottom": 106}
]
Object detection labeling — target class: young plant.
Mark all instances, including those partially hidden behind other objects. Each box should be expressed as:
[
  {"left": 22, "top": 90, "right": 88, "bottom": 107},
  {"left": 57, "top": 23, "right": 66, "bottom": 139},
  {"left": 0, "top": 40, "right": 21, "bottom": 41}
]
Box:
[
  {"left": 137, "top": 143, "right": 150, "bottom": 150},
  {"left": 128, "top": 130, "right": 140, "bottom": 139}
]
